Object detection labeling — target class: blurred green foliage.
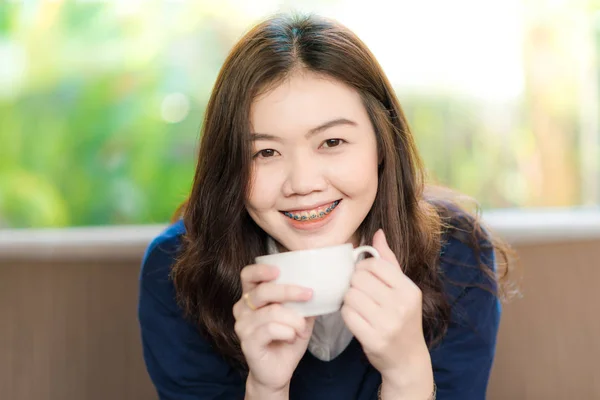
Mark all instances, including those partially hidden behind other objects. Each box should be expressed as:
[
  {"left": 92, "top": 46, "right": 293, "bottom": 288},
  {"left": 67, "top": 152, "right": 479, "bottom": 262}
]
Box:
[{"left": 0, "top": 2, "right": 592, "bottom": 228}]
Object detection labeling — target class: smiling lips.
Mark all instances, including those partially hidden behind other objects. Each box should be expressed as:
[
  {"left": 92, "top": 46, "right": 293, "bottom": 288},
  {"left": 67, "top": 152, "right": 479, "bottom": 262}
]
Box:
[{"left": 282, "top": 200, "right": 341, "bottom": 222}]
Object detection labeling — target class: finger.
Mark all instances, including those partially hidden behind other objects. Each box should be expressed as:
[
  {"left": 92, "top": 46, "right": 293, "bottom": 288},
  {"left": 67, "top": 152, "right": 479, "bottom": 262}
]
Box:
[
  {"left": 232, "top": 294, "right": 264, "bottom": 319},
  {"left": 304, "top": 316, "right": 316, "bottom": 335},
  {"left": 355, "top": 257, "right": 402, "bottom": 289},
  {"left": 372, "top": 229, "right": 401, "bottom": 269},
  {"left": 343, "top": 287, "right": 383, "bottom": 327},
  {"left": 350, "top": 269, "right": 392, "bottom": 305},
  {"left": 243, "top": 304, "right": 310, "bottom": 339},
  {"left": 250, "top": 282, "right": 313, "bottom": 310},
  {"left": 341, "top": 303, "right": 376, "bottom": 345},
  {"left": 240, "top": 264, "right": 279, "bottom": 293},
  {"left": 251, "top": 322, "right": 297, "bottom": 347},
  {"left": 233, "top": 299, "right": 244, "bottom": 319}
]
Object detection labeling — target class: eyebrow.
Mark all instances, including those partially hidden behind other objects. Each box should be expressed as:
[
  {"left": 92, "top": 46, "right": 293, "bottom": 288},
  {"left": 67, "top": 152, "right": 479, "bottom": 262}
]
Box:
[{"left": 250, "top": 118, "right": 358, "bottom": 142}]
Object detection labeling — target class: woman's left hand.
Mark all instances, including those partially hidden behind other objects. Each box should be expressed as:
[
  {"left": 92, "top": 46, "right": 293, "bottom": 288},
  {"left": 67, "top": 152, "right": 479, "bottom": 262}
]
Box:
[{"left": 341, "top": 229, "right": 433, "bottom": 399}]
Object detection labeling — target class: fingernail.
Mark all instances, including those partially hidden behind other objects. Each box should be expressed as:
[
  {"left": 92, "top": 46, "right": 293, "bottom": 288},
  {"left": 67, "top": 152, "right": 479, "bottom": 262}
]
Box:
[{"left": 302, "top": 288, "right": 313, "bottom": 299}]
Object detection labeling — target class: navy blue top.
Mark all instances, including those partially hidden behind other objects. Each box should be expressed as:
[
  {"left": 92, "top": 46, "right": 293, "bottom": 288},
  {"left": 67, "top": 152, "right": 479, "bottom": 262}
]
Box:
[{"left": 138, "top": 219, "right": 500, "bottom": 400}]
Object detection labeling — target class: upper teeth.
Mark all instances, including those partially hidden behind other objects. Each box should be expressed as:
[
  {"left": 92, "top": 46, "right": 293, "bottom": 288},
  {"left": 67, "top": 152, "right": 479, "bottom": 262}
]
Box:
[{"left": 284, "top": 200, "right": 339, "bottom": 221}]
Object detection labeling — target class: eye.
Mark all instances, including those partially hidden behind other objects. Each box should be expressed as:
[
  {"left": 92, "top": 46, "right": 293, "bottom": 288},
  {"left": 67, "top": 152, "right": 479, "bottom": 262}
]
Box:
[
  {"left": 253, "top": 149, "right": 280, "bottom": 159},
  {"left": 321, "top": 139, "right": 345, "bottom": 148}
]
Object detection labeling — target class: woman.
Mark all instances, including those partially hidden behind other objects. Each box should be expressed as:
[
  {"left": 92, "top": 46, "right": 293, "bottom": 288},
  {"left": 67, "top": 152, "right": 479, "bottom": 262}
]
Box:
[{"left": 138, "top": 13, "right": 512, "bottom": 400}]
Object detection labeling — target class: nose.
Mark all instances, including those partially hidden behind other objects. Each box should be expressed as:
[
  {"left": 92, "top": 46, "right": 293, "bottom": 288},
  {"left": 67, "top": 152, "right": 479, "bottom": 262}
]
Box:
[{"left": 282, "top": 151, "right": 327, "bottom": 197}]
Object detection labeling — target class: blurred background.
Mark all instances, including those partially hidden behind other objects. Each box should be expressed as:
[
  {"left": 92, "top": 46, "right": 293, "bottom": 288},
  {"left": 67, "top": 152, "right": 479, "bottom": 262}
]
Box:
[{"left": 1, "top": 0, "right": 599, "bottom": 228}]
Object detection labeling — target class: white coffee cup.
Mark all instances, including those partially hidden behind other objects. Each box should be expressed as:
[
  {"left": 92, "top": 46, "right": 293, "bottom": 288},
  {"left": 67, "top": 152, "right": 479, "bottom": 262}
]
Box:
[{"left": 255, "top": 244, "right": 380, "bottom": 317}]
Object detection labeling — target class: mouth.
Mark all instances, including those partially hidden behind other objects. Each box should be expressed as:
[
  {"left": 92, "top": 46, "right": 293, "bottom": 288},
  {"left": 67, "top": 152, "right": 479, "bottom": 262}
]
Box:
[{"left": 280, "top": 200, "right": 341, "bottom": 222}]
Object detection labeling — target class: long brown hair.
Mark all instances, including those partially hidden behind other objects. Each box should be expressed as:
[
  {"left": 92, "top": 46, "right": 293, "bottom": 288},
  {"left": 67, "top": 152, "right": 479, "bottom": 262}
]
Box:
[{"left": 171, "top": 13, "right": 513, "bottom": 371}]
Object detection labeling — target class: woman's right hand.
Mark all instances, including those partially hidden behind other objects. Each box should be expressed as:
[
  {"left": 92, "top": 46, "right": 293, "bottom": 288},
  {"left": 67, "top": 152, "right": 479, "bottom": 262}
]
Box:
[{"left": 233, "top": 263, "right": 315, "bottom": 398}]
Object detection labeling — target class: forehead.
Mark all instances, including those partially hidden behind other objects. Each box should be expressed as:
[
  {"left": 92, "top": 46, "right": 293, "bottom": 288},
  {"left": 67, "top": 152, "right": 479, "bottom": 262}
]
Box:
[{"left": 250, "top": 72, "right": 367, "bottom": 134}]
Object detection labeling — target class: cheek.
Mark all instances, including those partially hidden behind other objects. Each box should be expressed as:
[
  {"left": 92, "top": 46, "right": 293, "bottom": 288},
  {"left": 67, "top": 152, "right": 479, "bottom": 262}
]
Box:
[
  {"left": 246, "top": 166, "right": 282, "bottom": 211},
  {"left": 329, "top": 146, "right": 379, "bottom": 195}
]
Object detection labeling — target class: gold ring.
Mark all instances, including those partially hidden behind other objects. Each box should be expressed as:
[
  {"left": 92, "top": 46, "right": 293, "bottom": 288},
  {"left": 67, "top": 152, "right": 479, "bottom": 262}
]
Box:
[{"left": 243, "top": 292, "right": 257, "bottom": 311}]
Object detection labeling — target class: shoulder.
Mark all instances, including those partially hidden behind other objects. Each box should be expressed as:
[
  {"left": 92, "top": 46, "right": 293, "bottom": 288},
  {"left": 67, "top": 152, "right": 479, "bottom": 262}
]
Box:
[
  {"left": 138, "top": 221, "right": 245, "bottom": 396},
  {"left": 139, "top": 220, "right": 187, "bottom": 315},
  {"left": 144, "top": 219, "right": 186, "bottom": 260},
  {"left": 428, "top": 202, "right": 501, "bottom": 396},
  {"left": 140, "top": 219, "right": 186, "bottom": 282},
  {"left": 431, "top": 200, "right": 497, "bottom": 303}
]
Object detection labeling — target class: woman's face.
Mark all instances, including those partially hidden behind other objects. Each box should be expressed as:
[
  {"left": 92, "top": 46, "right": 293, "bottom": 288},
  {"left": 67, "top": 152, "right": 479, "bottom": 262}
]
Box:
[{"left": 246, "top": 72, "right": 379, "bottom": 251}]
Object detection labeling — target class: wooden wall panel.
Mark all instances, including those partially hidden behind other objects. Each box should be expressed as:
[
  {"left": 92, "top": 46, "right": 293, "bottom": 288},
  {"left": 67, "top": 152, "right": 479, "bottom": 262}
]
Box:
[
  {"left": 487, "top": 239, "right": 600, "bottom": 399},
  {"left": 1, "top": 239, "right": 599, "bottom": 399},
  {"left": 0, "top": 260, "right": 157, "bottom": 400}
]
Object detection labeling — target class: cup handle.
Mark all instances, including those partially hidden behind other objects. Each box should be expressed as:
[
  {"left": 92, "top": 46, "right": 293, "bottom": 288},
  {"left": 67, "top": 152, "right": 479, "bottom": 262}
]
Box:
[{"left": 352, "top": 245, "right": 380, "bottom": 262}]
